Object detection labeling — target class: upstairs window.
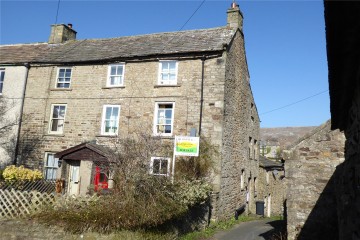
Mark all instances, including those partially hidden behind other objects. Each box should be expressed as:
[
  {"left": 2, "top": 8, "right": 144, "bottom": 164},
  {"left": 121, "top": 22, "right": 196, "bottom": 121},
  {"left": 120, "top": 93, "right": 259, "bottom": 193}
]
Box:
[
  {"left": 158, "top": 61, "right": 178, "bottom": 85},
  {"left": 44, "top": 153, "right": 58, "bottom": 180},
  {"left": 0, "top": 69, "right": 5, "bottom": 94},
  {"left": 150, "top": 157, "right": 170, "bottom": 176},
  {"left": 154, "top": 102, "right": 174, "bottom": 136},
  {"left": 56, "top": 68, "right": 72, "bottom": 88},
  {"left": 49, "top": 104, "right": 67, "bottom": 134},
  {"left": 101, "top": 105, "right": 120, "bottom": 135},
  {"left": 107, "top": 64, "right": 125, "bottom": 87}
]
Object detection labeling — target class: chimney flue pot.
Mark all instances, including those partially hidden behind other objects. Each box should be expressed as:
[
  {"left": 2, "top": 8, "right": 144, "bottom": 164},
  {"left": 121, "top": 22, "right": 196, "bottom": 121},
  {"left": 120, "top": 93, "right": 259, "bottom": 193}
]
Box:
[{"left": 68, "top": 23, "right": 73, "bottom": 29}]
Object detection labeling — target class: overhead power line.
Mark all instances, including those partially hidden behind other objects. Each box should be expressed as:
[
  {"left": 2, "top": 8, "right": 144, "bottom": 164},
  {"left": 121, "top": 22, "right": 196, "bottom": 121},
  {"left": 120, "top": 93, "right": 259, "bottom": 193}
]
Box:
[
  {"left": 178, "top": 0, "right": 206, "bottom": 31},
  {"left": 55, "top": 0, "right": 61, "bottom": 24},
  {"left": 260, "top": 90, "right": 329, "bottom": 116}
]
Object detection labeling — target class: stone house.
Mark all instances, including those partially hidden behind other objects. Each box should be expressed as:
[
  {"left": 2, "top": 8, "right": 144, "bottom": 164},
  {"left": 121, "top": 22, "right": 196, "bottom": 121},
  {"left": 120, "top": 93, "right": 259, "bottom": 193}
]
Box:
[
  {"left": 285, "top": 120, "right": 345, "bottom": 240},
  {"left": 257, "top": 156, "right": 285, "bottom": 217},
  {"left": 0, "top": 3, "right": 260, "bottom": 220}
]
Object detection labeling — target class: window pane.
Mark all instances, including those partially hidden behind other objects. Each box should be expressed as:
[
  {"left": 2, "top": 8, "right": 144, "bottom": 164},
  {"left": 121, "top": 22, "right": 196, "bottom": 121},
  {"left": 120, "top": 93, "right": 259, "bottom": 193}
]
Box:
[
  {"left": 116, "top": 66, "right": 123, "bottom": 75},
  {"left": 112, "top": 107, "right": 119, "bottom": 118},
  {"left": 165, "top": 109, "right": 172, "bottom": 118},
  {"left": 0, "top": 83, "right": 3, "bottom": 93},
  {"left": 160, "top": 160, "right": 168, "bottom": 174},
  {"left": 161, "top": 73, "right": 168, "bottom": 81},
  {"left": 164, "top": 125, "right": 171, "bottom": 133},
  {"left": 153, "top": 159, "right": 160, "bottom": 174},
  {"left": 161, "top": 62, "right": 169, "bottom": 71},
  {"left": 111, "top": 66, "right": 116, "bottom": 75},
  {"left": 65, "top": 70, "right": 71, "bottom": 77},
  {"left": 105, "top": 107, "right": 112, "bottom": 119},
  {"left": 59, "top": 69, "right": 65, "bottom": 76},
  {"left": 53, "top": 106, "right": 60, "bottom": 118},
  {"left": 47, "top": 154, "right": 55, "bottom": 167},
  {"left": 169, "top": 62, "right": 176, "bottom": 70},
  {"left": 169, "top": 74, "right": 176, "bottom": 80},
  {"left": 59, "top": 106, "right": 66, "bottom": 118}
]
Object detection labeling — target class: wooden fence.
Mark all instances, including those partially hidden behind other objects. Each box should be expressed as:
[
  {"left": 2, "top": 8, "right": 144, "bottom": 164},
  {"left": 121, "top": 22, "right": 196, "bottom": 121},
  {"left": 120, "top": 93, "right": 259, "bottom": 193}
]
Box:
[{"left": 0, "top": 180, "right": 100, "bottom": 219}]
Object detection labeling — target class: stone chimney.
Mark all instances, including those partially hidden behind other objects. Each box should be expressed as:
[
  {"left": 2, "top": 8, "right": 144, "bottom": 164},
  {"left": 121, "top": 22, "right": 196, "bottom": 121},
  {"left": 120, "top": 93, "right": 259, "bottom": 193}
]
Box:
[
  {"left": 48, "top": 24, "right": 77, "bottom": 44},
  {"left": 227, "top": 1, "right": 243, "bottom": 31}
]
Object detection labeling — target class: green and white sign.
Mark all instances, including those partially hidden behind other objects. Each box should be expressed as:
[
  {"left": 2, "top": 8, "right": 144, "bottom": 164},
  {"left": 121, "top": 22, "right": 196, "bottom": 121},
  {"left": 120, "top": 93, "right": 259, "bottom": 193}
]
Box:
[{"left": 174, "top": 136, "right": 200, "bottom": 156}]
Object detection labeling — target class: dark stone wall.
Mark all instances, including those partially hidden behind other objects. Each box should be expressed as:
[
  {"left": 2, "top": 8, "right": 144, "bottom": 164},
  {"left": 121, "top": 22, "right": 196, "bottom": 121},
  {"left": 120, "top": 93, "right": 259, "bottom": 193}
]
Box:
[{"left": 286, "top": 120, "right": 345, "bottom": 240}]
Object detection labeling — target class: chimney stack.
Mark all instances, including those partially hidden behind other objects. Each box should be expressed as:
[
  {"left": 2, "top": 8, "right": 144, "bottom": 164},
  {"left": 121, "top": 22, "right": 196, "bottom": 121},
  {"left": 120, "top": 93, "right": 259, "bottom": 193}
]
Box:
[
  {"left": 48, "top": 24, "right": 77, "bottom": 44},
  {"left": 227, "top": 1, "right": 243, "bottom": 30}
]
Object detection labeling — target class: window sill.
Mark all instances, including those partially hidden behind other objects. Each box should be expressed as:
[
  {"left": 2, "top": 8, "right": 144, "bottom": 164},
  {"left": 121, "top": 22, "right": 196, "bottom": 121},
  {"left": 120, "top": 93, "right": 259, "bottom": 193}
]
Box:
[
  {"left": 102, "top": 86, "right": 125, "bottom": 89},
  {"left": 154, "top": 84, "right": 181, "bottom": 88},
  {"left": 95, "top": 134, "right": 118, "bottom": 138},
  {"left": 152, "top": 135, "right": 174, "bottom": 139},
  {"left": 44, "top": 133, "right": 65, "bottom": 137},
  {"left": 50, "top": 88, "right": 72, "bottom": 91}
]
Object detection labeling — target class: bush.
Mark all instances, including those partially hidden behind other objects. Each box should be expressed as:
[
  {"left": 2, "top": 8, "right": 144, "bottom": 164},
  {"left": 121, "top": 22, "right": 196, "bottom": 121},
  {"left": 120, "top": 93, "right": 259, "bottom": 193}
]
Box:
[
  {"left": 2, "top": 165, "right": 43, "bottom": 181},
  {"left": 33, "top": 134, "right": 216, "bottom": 234}
]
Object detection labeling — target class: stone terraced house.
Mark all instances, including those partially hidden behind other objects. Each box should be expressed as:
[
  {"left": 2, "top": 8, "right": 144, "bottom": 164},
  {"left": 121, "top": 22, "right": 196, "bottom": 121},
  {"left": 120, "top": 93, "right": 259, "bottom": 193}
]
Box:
[{"left": 0, "top": 3, "right": 260, "bottom": 220}]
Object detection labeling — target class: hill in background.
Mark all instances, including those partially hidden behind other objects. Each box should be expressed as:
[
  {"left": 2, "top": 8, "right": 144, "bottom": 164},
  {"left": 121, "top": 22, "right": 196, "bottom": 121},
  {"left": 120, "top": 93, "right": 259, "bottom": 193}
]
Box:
[{"left": 260, "top": 126, "right": 317, "bottom": 148}]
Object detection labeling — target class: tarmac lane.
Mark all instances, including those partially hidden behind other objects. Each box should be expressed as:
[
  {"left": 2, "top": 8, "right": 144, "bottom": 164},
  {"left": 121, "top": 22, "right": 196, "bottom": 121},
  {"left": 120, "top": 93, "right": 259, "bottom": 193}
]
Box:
[{"left": 212, "top": 219, "right": 284, "bottom": 240}]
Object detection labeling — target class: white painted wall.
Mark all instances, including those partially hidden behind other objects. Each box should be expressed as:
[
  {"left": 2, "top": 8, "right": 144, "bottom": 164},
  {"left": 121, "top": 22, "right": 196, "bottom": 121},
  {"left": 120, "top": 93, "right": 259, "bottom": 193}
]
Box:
[{"left": 0, "top": 66, "right": 27, "bottom": 168}]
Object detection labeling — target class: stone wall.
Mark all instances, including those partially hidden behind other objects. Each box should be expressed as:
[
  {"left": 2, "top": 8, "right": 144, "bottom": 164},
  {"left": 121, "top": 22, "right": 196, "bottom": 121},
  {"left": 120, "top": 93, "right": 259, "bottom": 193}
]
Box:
[
  {"left": 217, "top": 30, "right": 260, "bottom": 219},
  {"left": 0, "top": 65, "right": 27, "bottom": 168},
  {"left": 336, "top": 82, "right": 360, "bottom": 240},
  {"left": 19, "top": 57, "right": 226, "bottom": 170},
  {"left": 285, "top": 120, "right": 345, "bottom": 240}
]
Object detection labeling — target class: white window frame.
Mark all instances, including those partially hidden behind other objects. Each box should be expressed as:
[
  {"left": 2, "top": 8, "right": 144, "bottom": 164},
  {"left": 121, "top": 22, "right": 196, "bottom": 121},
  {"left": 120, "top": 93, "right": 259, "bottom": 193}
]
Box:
[
  {"left": 107, "top": 63, "right": 125, "bottom": 87},
  {"left": 153, "top": 102, "right": 175, "bottom": 136},
  {"left": 49, "top": 104, "right": 67, "bottom": 134},
  {"left": 150, "top": 157, "right": 170, "bottom": 176},
  {"left": 158, "top": 60, "right": 178, "bottom": 85},
  {"left": 56, "top": 67, "right": 72, "bottom": 89},
  {"left": 240, "top": 169, "right": 245, "bottom": 190},
  {"left": 0, "top": 69, "right": 5, "bottom": 95},
  {"left": 101, "top": 105, "right": 120, "bottom": 135},
  {"left": 44, "top": 152, "right": 58, "bottom": 180}
]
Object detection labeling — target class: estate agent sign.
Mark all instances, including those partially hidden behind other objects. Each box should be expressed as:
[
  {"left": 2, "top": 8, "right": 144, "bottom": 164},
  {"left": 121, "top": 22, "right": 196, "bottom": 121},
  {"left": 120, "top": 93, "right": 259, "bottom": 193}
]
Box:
[{"left": 174, "top": 136, "right": 200, "bottom": 156}]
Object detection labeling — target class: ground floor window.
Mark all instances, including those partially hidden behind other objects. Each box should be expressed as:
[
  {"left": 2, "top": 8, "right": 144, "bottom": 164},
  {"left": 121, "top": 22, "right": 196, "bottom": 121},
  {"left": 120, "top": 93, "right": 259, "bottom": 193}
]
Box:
[
  {"left": 44, "top": 153, "right": 58, "bottom": 180},
  {"left": 150, "top": 157, "right": 170, "bottom": 176}
]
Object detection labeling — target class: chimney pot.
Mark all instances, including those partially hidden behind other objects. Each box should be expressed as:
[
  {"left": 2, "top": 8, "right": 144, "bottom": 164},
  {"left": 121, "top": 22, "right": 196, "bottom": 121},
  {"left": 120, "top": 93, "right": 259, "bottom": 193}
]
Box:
[{"left": 68, "top": 23, "right": 73, "bottom": 29}]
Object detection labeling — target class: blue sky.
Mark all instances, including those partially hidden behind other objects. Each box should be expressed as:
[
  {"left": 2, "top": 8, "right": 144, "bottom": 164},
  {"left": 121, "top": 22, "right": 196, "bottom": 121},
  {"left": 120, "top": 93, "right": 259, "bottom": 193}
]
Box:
[{"left": 0, "top": 0, "right": 329, "bottom": 128}]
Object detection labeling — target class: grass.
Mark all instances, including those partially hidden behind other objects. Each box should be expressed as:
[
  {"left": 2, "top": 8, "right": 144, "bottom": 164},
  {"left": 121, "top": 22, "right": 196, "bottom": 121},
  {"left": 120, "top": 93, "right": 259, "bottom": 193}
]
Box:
[{"left": 180, "top": 215, "right": 263, "bottom": 240}]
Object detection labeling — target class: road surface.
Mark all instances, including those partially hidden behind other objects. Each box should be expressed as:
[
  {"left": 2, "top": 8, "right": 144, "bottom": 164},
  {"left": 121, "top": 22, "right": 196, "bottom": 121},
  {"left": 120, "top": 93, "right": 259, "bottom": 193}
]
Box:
[{"left": 213, "top": 219, "right": 284, "bottom": 240}]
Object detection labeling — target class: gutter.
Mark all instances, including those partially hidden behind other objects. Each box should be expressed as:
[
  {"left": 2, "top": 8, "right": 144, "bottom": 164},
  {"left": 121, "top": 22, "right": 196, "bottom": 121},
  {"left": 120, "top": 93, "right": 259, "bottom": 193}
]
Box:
[{"left": 14, "top": 63, "right": 30, "bottom": 165}]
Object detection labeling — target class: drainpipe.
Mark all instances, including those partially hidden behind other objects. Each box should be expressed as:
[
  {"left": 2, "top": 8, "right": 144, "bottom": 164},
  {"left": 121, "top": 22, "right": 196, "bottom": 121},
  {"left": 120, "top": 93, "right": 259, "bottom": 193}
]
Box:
[
  {"left": 198, "top": 56, "right": 206, "bottom": 136},
  {"left": 14, "top": 63, "right": 30, "bottom": 165}
]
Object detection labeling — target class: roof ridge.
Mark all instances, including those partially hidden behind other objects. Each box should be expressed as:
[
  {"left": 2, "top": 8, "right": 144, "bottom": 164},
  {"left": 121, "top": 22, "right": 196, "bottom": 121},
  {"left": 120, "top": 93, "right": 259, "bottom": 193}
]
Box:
[
  {"left": 77, "top": 26, "right": 231, "bottom": 42},
  {"left": 0, "top": 42, "right": 48, "bottom": 47}
]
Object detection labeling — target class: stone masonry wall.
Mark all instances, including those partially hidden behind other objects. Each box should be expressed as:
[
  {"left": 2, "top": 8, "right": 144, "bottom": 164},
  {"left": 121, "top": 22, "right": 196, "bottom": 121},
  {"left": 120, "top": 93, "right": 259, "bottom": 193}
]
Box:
[
  {"left": 286, "top": 120, "right": 345, "bottom": 240},
  {"left": 336, "top": 81, "right": 360, "bottom": 240},
  {"left": 19, "top": 57, "right": 225, "bottom": 169},
  {"left": 216, "top": 30, "right": 260, "bottom": 220},
  {"left": 257, "top": 167, "right": 285, "bottom": 217}
]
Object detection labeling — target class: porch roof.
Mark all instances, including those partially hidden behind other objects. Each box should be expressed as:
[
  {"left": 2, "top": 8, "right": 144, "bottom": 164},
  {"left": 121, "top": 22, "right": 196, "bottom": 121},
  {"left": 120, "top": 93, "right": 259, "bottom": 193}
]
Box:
[{"left": 54, "top": 142, "right": 116, "bottom": 162}]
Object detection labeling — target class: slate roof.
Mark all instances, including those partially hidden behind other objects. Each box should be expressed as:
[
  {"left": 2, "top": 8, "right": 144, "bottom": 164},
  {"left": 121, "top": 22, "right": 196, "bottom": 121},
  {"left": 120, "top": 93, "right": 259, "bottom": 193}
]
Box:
[
  {"left": 55, "top": 142, "right": 116, "bottom": 162},
  {"left": 0, "top": 27, "right": 236, "bottom": 64},
  {"left": 259, "top": 156, "right": 283, "bottom": 169}
]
